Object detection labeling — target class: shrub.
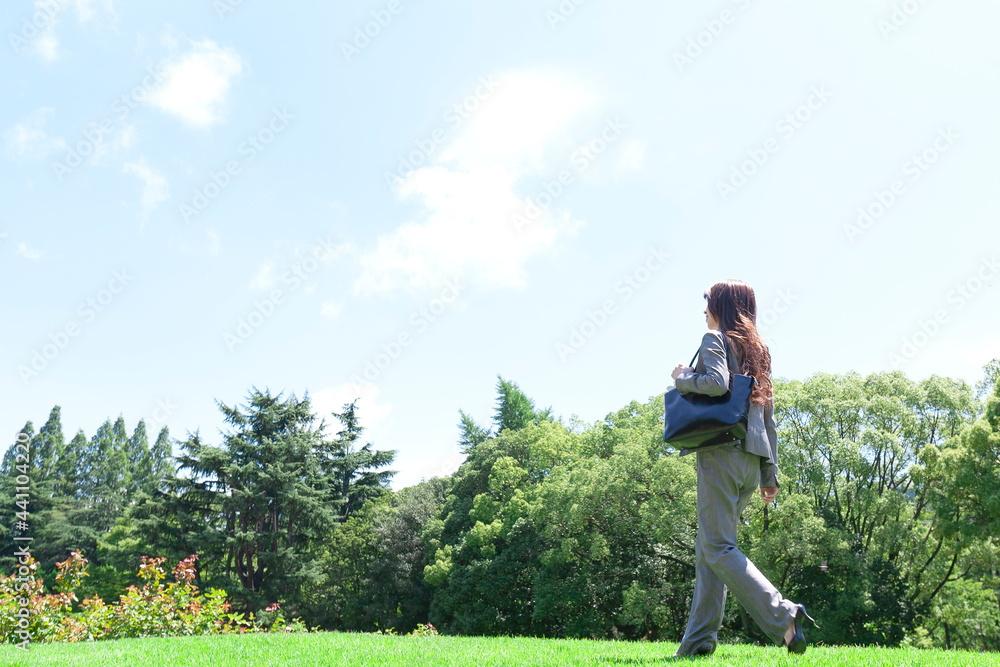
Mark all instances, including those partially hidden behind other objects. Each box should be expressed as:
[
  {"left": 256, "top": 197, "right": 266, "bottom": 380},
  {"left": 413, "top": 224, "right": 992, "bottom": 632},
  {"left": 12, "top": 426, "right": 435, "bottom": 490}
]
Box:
[
  {"left": 1, "top": 552, "right": 308, "bottom": 643},
  {"left": 0, "top": 551, "right": 86, "bottom": 645},
  {"left": 410, "top": 623, "right": 439, "bottom": 637}
]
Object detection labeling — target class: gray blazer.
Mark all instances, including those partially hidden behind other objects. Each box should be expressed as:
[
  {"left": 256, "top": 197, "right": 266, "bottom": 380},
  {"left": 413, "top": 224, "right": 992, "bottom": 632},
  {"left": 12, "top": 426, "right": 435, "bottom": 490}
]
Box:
[{"left": 673, "top": 330, "right": 779, "bottom": 488}]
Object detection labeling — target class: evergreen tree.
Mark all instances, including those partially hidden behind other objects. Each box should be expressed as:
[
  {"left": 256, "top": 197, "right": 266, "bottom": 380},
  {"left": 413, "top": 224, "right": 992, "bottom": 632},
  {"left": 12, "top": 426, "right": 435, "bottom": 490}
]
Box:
[
  {"left": 54, "top": 430, "right": 86, "bottom": 500},
  {"left": 157, "top": 388, "right": 340, "bottom": 613},
  {"left": 322, "top": 399, "right": 397, "bottom": 521},
  {"left": 32, "top": 407, "right": 64, "bottom": 482},
  {"left": 0, "top": 423, "right": 34, "bottom": 570},
  {"left": 129, "top": 420, "right": 152, "bottom": 495},
  {"left": 148, "top": 426, "right": 173, "bottom": 495},
  {"left": 457, "top": 410, "right": 490, "bottom": 455},
  {"left": 493, "top": 376, "right": 539, "bottom": 433},
  {"left": 80, "top": 418, "right": 132, "bottom": 544}
]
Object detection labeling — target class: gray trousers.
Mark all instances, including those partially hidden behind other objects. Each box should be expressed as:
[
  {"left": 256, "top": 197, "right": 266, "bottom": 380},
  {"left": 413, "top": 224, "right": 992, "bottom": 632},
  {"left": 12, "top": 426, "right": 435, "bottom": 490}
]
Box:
[{"left": 676, "top": 444, "right": 798, "bottom": 655}]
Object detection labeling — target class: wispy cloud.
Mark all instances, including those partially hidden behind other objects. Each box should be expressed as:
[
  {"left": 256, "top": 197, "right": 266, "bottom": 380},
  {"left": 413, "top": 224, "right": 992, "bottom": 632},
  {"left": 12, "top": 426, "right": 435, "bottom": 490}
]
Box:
[
  {"left": 320, "top": 301, "right": 343, "bottom": 320},
  {"left": 313, "top": 382, "right": 392, "bottom": 432},
  {"left": 355, "top": 69, "right": 596, "bottom": 295},
  {"left": 3, "top": 108, "right": 66, "bottom": 160},
  {"left": 615, "top": 140, "right": 646, "bottom": 175},
  {"left": 123, "top": 157, "right": 169, "bottom": 223},
  {"left": 251, "top": 260, "right": 279, "bottom": 290},
  {"left": 90, "top": 123, "right": 137, "bottom": 165},
  {"left": 147, "top": 38, "right": 244, "bottom": 128},
  {"left": 17, "top": 243, "right": 43, "bottom": 260},
  {"left": 29, "top": 0, "right": 118, "bottom": 61}
]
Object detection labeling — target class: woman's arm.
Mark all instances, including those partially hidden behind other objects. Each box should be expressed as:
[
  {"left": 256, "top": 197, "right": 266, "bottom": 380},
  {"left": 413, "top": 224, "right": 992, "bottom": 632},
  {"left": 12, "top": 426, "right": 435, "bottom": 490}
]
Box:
[
  {"left": 674, "top": 331, "right": 729, "bottom": 396},
  {"left": 760, "top": 396, "right": 779, "bottom": 489}
]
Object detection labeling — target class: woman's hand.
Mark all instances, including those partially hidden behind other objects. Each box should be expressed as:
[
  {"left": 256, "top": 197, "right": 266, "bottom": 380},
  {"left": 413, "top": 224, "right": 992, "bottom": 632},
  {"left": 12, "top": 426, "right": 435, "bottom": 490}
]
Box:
[
  {"left": 760, "top": 487, "right": 778, "bottom": 504},
  {"left": 671, "top": 364, "right": 694, "bottom": 380}
]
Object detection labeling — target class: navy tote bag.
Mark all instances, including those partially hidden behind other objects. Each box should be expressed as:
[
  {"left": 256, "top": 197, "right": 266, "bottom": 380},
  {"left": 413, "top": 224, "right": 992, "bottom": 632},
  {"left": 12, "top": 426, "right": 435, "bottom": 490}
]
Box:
[{"left": 663, "top": 331, "right": 756, "bottom": 449}]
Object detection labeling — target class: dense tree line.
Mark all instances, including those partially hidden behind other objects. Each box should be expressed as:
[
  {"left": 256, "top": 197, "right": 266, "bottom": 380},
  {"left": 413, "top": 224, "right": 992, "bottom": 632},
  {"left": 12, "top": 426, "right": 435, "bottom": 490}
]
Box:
[
  {"left": 2, "top": 365, "right": 998, "bottom": 649},
  {"left": 0, "top": 389, "right": 398, "bottom": 617}
]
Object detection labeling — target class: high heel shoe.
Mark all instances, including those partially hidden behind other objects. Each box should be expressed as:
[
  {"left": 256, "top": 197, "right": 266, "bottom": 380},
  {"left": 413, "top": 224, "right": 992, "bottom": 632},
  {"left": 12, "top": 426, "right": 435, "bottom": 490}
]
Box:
[{"left": 786, "top": 604, "right": 815, "bottom": 654}]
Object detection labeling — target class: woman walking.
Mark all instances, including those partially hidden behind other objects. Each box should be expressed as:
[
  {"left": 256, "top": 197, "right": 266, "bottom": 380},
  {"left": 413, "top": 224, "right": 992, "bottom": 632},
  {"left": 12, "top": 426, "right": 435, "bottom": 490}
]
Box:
[{"left": 671, "top": 279, "right": 813, "bottom": 656}]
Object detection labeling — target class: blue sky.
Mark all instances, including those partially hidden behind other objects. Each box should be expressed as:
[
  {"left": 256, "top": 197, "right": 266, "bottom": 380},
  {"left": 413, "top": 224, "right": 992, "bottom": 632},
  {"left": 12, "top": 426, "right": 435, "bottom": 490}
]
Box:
[{"left": 2, "top": 0, "right": 998, "bottom": 490}]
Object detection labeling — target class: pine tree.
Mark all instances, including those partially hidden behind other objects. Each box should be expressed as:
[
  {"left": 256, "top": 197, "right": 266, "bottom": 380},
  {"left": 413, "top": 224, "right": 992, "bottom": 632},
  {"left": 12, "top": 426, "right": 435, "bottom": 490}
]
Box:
[
  {"left": 0, "top": 423, "right": 34, "bottom": 569},
  {"left": 457, "top": 410, "right": 490, "bottom": 455},
  {"left": 155, "top": 388, "right": 340, "bottom": 613},
  {"left": 148, "top": 427, "right": 173, "bottom": 494},
  {"left": 32, "top": 407, "right": 63, "bottom": 482},
  {"left": 321, "top": 399, "right": 397, "bottom": 521},
  {"left": 129, "top": 420, "right": 152, "bottom": 495},
  {"left": 54, "top": 430, "right": 86, "bottom": 500},
  {"left": 493, "top": 375, "right": 554, "bottom": 433}
]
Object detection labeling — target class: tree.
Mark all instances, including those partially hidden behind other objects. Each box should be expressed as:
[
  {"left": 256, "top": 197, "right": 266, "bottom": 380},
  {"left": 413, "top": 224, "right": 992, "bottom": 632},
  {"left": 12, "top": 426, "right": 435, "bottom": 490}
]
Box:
[
  {"left": 493, "top": 376, "right": 553, "bottom": 433},
  {"left": 78, "top": 418, "right": 133, "bottom": 544},
  {"left": 321, "top": 399, "right": 397, "bottom": 522},
  {"left": 457, "top": 411, "right": 490, "bottom": 456},
  {"left": 764, "top": 371, "right": 980, "bottom": 645},
  {"left": 0, "top": 422, "right": 35, "bottom": 571},
  {"left": 302, "top": 476, "right": 450, "bottom": 632},
  {"left": 164, "top": 388, "right": 339, "bottom": 613},
  {"left": 424, "top": 378, "right": 581, "bottom": 637},
  {"left": 146, "top": 427, "right": 173, "bottom": 495}
]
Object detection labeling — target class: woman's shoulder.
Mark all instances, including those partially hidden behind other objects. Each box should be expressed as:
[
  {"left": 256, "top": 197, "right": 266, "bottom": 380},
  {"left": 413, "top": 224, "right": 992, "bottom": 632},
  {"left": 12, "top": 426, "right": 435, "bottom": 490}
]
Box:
[
  {"left": 700, "top": 329, "right": 726, "bottom": 344},
  {"left": 701, "top": 329, "right": 741, "bottom": 367},
  {"left": 699, "top": 330, "right": 729, "bottom": 352}
]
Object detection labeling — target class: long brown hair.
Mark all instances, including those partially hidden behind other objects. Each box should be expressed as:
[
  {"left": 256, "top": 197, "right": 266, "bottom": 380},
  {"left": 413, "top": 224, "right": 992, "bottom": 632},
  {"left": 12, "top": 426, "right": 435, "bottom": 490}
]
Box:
[{"left": 704, "top": 280, "right": 773, "bottom": 406}]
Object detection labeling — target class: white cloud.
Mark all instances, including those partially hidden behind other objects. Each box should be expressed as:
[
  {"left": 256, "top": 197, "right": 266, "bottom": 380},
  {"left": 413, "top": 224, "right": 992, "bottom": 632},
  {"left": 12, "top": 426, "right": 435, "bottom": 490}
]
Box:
[
  {"left": 615, "top": 140, "right": 647, "bottom": 174},
  {"left": 17, "top": 243, "right": 43, "bottom": 260},
  {"left": 320, "top": 301, "right": 343, "bottom": 320},
  {"left": 168, "top": 228, "right": 223, "bottom": 256},
  {"left": 147, "top": 39, "right": 243, "bottom": 128},
  {"left": 251, "top": 260, "right": 278, "bottom": 290},
  {"left": 439, "top": 70, "right": 595, "bottom": 173},
  {"left": 392, "top": 450, "right": 467, "bottom": 489},
  {"left": 3, "top": 108, "right": 66, "bottom": 160},
  {"left": 35, "top": 30, "right": 59, "bottom": 61},
  {"left": 205, "top": 228, "right": 222, "bottom": 255},
  {"left": 123, "top": 157, "right": 168, "bottom": 222},
  {"left": 312, "top": 382, "right": 392, "bottom": 433},
  {"left": 250, "top": 239, "right": 351, "bottom": 292},
  {"left": 355, "top": 69, "right": 596, "bottom": 294},
  {"left": 90, "top": 123, "right": 136, "bottom": 165},
  {"left": 28, "top": 0, "right": 117, "bottom": 61}
]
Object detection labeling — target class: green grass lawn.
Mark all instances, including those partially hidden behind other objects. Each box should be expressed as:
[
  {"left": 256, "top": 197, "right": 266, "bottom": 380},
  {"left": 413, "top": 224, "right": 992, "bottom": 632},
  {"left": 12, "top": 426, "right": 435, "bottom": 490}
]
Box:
[{"left": 0, "top": 632, "right": 992, "bottom": 666}]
